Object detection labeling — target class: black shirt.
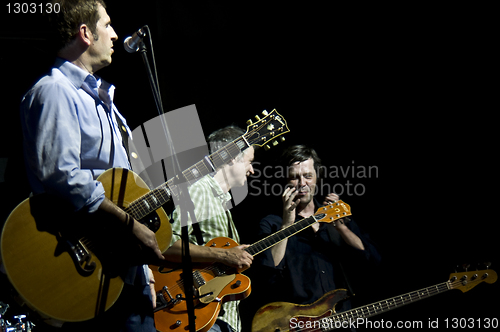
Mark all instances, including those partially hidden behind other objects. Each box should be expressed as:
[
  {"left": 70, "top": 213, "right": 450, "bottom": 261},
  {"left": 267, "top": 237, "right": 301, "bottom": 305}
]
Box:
[{"left": 255, "top": 200, "right": 381, "bottom": 306}]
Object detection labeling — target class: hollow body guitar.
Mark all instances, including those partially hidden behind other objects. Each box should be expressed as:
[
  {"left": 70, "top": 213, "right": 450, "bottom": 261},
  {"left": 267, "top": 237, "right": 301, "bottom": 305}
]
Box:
[
  {"left": 251, "top": 268, "right": 498, "bottom": 332},
  {"left": 152, "top": 201, "right": 352, "bottom": 332},
  {"left": 0, "top": 168, "right": 172, "bottom": 323},
  {"left": 0, "top": 109, "right": 289, "bottom": 323}
]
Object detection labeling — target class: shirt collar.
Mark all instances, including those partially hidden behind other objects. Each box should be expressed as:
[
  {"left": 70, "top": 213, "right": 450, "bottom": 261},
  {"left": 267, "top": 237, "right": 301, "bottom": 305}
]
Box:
[
  {"left": 207, "top": 175, "right": 232, "bottom": 206},
  {"left": 55, "top": 58, "right": 118, "bottom": 111},
  {"left": 54, "top": 57, "right": 91, "bottom": 90}
]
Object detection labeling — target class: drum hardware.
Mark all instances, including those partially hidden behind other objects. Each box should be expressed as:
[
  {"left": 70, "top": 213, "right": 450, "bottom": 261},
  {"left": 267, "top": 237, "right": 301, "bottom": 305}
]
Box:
[{"left": 0, "top": 302, "right": 34, "bottom": 332}]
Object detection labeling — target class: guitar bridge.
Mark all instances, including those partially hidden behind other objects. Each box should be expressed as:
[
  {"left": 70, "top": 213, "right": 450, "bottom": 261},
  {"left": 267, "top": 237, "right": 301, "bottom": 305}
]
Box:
[
  {"left": 155, "top": 285, "right": 179, "bottom": 311},
  {"left": 56, "top": 235, "right": 96, "bottom": 277}
]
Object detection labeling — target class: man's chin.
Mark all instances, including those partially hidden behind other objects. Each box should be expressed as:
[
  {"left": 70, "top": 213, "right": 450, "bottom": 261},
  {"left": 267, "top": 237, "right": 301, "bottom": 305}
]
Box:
[{"left": 297, "top": 195, "right": 313, "bottom": 206}]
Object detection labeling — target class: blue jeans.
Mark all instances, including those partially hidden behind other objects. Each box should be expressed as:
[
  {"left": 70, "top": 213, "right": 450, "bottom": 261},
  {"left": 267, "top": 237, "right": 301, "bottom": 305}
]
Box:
[
  {"left": 46, "top": 282, "right": 155, "bottom": 332},
  {"left": 208, "top": 319, "right": 235, "bottom": 332}
]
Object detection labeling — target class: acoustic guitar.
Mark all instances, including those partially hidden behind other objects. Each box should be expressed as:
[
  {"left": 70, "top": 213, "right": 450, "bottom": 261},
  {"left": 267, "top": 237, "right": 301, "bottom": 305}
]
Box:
[
  {"left": 151, "top": 201, "right": 352, "bottom": 332},
  {"left": 251, "top": 267, "right": 498, "bottom": 331},
  {"left": 0, "top": 109, "right": 289, "bottom": 323}
]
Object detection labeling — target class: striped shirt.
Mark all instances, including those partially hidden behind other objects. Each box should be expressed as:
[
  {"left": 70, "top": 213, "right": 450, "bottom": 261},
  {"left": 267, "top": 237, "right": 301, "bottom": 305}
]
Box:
[{"left": 170, "top": 174, "right": 241, "bottom": 331}]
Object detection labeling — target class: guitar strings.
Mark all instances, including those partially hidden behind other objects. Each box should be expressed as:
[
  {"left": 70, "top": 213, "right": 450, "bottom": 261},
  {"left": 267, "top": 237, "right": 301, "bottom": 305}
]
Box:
[
  {"left": 121, "top": 115, "right": 274, "bottom": 220},
  {"left": 157, "top": 264, "right": 230, "bottom": 296},
  {"left": 155, "top": 210, "right": 343, "bottom": 304},
  {"left": 121, "top": 139, "right": 247, "bottom": 220},
  {"left": 285, "top": 277, "right": 487, "bottom": 332},
  {"left": 114, "top": 115, "right": 275, "bottom": 220},
  {"left": 110, "top": 114, "right": 274, "bottom": 221}
]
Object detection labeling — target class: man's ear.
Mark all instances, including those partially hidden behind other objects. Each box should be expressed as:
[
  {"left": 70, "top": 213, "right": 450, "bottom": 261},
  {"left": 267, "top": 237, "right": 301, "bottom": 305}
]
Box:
[{"left": 76, "top": 24, "right": 93, "bottom": 46}]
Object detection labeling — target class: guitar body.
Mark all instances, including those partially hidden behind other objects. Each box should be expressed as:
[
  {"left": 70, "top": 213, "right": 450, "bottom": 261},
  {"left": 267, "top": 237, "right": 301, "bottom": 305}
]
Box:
[
  {"left": 0, "top": 168, "right": 171, "bottom": 322},
  {"left": 0, "top": 109, "right": 290, "bottom": 324},
  {"left": 0, "top": 197, "right": 124, "bottom": 322},
  {"left": 251, "top": 289, "right": 348, "bottom": 332},
  {"left": 251, "top": 269, "right": 498, "bottom": 332},
  {"left": 152, "top": 237, "right": 251, "bottom": 332},
  {"left": 98, "top": 168, "right": 172, "bottom": 253}
]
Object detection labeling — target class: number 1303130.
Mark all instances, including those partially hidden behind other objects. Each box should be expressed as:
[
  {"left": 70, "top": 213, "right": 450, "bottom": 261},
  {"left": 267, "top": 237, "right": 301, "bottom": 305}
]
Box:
[
  {"left": 444, "top": 318, "right": 498, "bottom": 329},
  {"left": 7, "top": 3, "right": 60, "bottom": 14}
]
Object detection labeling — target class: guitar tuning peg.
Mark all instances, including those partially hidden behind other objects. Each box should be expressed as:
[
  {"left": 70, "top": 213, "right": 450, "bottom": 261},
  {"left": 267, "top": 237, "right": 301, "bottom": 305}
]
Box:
[
  {"left": 246, "top": 119, "right": 253, "bottom": 126},
  {"left": 483, "top": 262, "right": 491, "bottom": 269},
  {"left": 262, "top": 110, "right": 268, "bottom": 116},
  {"left": 255, "top": 115, "right": 261, "bottom": 121},
  {"left": 264, "top": 145, "right": 271, "bottom": 151},
  {"left": 462, "top": 263, "right": 470, "bottom": 272}
]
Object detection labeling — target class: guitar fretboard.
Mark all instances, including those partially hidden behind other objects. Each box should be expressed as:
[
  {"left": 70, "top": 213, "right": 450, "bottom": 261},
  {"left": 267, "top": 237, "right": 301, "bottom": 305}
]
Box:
[
  {"left": 323, "top": 281, "right": 451, "bottom": 330},
  {"left": 122, "top": 139, "right": 249, "bottom": 221},
  {"left": 245, "top": 214, "right": 323, "bottom": 256}
]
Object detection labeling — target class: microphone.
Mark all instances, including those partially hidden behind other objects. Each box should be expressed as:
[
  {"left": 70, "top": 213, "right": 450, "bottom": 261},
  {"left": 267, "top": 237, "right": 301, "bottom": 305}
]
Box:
[{"left": 123, "top": 26, "right": 147, "bottom": 53}]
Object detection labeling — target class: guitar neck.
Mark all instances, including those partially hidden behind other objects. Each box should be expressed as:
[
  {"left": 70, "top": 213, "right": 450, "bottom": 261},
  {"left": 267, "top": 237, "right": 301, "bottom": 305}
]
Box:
[
  {"left": 123, "top": 109, "right": 289, "bottom": 222},
  {"left": 245, "top": 202, "right": 350, "bottom": 257},
  {"left": 245, "top": 215, "right": 321, "bottom": 257},
  {"left": 324, "top": 281, "right": 451, "bottom": 329},
  {"left": 123, "top": 137, "right": 250, "bottom": 221}
]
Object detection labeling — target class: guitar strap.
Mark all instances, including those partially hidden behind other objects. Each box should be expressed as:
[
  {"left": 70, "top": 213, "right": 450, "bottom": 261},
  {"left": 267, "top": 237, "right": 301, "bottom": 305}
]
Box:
[
  {"left": 191, "top": 180, "right": 235, "bottom": 246},
  {"left": 115, "top": 114, "right": 130, "bottom": 161},
  {"left": 227, "top": 211, "right": 234, "bottom": 239},
  {"left": 190, "top": 211, "right": 233, "bottom": 246},
  {"left": 192, "top": 222, "right": 205, "bottom": 246}
]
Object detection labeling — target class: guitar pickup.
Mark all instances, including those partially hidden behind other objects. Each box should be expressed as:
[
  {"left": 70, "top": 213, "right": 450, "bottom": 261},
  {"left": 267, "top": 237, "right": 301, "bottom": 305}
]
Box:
[{"left": 192, "top": 270, "right": 206, "bottom": 288}]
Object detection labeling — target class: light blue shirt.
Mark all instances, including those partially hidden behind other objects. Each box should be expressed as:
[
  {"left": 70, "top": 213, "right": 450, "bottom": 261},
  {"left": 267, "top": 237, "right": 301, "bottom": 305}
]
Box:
[{"left": 20, "top": 58, "right": 131, "bottom": 212}]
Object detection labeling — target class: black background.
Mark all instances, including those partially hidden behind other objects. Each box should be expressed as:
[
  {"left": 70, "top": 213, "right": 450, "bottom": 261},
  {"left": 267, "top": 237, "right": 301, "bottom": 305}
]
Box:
[{"left": 0, "top": 1, "right": 497, "bottom": 331}]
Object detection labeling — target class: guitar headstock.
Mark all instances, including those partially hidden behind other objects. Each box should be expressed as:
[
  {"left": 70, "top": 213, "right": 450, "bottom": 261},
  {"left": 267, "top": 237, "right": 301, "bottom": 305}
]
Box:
[
  {"left": 314, "top": 200, "right": 352, "bottom": 223},
  {"left": 244, "top": 109, "right": 289, "bottom": 150},
  {"left": 448, "top": 268, "right": 497, "bottom": 293}
]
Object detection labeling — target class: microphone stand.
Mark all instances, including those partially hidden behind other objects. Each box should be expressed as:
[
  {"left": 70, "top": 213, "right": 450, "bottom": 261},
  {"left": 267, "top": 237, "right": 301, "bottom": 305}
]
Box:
[
  {"left": 138, "top": 41, "right": 164, "bottom": 116},
  {"left": 137, "top": 39, "right": 197, "bottom": 332}
]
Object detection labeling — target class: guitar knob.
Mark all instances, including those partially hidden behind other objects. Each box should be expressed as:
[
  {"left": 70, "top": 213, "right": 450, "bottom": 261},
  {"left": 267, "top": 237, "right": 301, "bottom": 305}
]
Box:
[
  {"left": 264, "top": 145, "right": 271, "bottom": 151},
  {"left": 262, "top": 110, "right": 268, "bottom": 116},
  {"left": 280, "top": 136, "right": 285, "bottom": 142},
  {"left": 255, "top": 115, "right": 261, "bottom": 121},
  {"left": 272, "top": 140, "right": 278, "bottom": 146},
  {"left": 246, "top": 119, "right": 253, "bottom": 126}
]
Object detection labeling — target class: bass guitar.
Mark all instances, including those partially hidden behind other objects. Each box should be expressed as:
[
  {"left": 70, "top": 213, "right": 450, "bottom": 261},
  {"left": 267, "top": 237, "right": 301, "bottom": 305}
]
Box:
[
  {"left": 152, "top": 201, "right": 352, "bottom": 332},
  {"left": 251, "top": 267, "right": 498, "bottom": 331},
  {"left": 0, "top": 109, "right": 289, "bottom": 323}
]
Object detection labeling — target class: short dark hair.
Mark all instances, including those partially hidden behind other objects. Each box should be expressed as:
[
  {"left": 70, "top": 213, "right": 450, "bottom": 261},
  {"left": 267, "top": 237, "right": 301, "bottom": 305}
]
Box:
[
  {"left": 47, "top": 0, "right": 106, "bottom": 52},
  {"left": 280, "top": 144, "right": 325, "bottom": 179},
  {"left": 207, "top": 125, "right": 245, "bottom": 155}
]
